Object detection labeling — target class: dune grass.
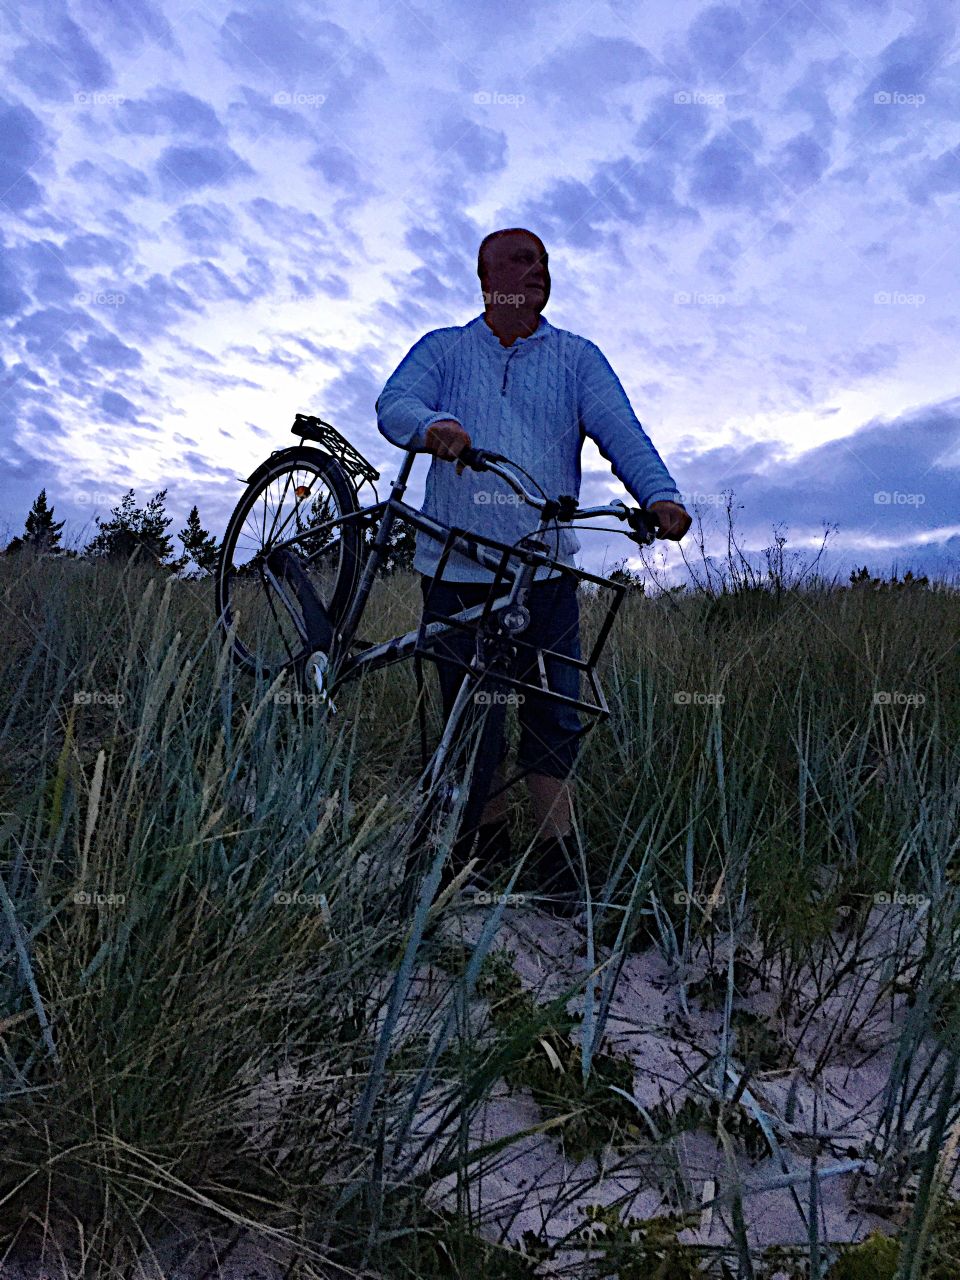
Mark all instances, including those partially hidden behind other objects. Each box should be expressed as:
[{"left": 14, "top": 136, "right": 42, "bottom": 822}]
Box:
[{"left": 1, "top": 541, "right": 959, "bottom": 1277}]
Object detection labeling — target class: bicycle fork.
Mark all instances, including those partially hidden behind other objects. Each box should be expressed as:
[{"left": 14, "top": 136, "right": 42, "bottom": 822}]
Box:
[{"left": 263, "top": 547, "right": 339, "bottom": 711}]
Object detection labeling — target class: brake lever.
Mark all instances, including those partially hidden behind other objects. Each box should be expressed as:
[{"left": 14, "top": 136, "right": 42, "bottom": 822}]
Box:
[
  {"left": 457, "top": 446, "right": 488, "bottom": 471},
  {"left": 458, "top": 447, "right": 510, "bottom": 471},
  {"left": 626, "top": 506, "right": 660, "bottom": 545}
]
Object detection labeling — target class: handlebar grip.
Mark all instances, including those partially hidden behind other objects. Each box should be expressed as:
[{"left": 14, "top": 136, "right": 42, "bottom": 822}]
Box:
[
  {"left": 457, "top": 446, "right": 490, "bottom": 471},
  {"left": 627, "top": 508, "right": 660, "bottom": 544}
]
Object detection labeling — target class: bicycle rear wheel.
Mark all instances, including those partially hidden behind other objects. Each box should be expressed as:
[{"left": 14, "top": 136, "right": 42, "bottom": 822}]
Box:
[{"left": 215, "top": 446, "right": 362, "bottom": 684}]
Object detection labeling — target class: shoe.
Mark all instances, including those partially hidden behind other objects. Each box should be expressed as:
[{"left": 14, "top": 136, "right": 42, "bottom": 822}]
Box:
[
  {"left": 474, "top": 817, "right": 513, "bottom": 881},
  {"left": 438, "top": 817, "right": 513, "bottom": 895},
  {"left": 523, "top": 831, "right": 584, "bottom": 917}
]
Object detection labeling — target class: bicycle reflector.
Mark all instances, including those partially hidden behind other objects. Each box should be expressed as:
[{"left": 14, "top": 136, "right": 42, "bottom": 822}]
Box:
[{"left": 294, "top": 485, "right": 312, "bottom": 498}]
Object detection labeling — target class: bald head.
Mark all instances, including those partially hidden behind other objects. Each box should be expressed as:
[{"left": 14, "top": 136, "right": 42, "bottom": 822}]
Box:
[{"left": 477, "top": 228, "right": 550, "bottom": 315}]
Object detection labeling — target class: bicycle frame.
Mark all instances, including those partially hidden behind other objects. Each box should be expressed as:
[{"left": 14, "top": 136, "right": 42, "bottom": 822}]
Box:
[{"left": 261, "top": 444, "right": 632, "bottom": 726}]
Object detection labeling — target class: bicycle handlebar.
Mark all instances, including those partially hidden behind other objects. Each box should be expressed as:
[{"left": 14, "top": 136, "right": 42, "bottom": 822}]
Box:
[{"left": 456, "top": 446, "right": 661, "bottom": 545}]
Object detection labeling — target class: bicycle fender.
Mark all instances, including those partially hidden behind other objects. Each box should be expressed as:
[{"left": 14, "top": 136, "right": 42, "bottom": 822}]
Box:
[{"left": 244, "top": 444, "right": 337, "bottom": 486}]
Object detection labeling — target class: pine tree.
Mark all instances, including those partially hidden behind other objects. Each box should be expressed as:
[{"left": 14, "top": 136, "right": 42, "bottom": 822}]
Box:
[
  {"left": 178, "top": 505, "right": 221, "bottom": 577},
  {"left": 25, "top": 489, "right": 66, "bottom": 550},
  {"left": 6, "top": 490, "right": 66, "bottom": 555},
  {"left": 608, "top": 557, "right": 645, "bottom": 592},
  {"left": 84, "top": 489, "right": 175, "bottom": 567}
]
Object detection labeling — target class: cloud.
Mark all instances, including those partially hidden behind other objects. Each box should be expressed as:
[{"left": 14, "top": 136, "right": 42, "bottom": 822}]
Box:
[
  {"left": 633, "top": 95, "right": 713, "bottom": 164},
  {"left": 689, "top": 124, "right": 778, "bottom": 207},
  {"left": 678, "top": 395, "right": 960, "bottom": 538},
  {"left": 685, "top": 5, "right": 751, "bottom": 78},
  {"left": 83, "top": 332, "right": 144, "bottom": 370},
  {"left": 119, "top": 88, "right": 224, "bottom": 138},
  {"left": 96, "top": 274, "right": 202, "bottom": 344},
  {"left": 13, "top": 306, "right": 95, "bottom": 359},
  {"left": 101, "top": 389, "right": 139, "bottom": 421},
  {"left": 0, "top": 100, "right": 47, "bottom": 212},
  {"left": 0, "top": 237, "right": 30, "bottom": 315},
  {"left": 912, "top": 144, "right": 960, "bottom": 205},
  {"left": 29, "top": 408, "right": 63, "bottom": 435},
  {"left": 170, "top": 259, "right": 244, "bottom": 303},
  {"left": 781, "top": 55, "right": 849, "bottom": 129},
  {"left": 60, "top": 231, "right": 134, "bottom": 270},
  {"left": 168, "top": 202, "right": 239, "bottom": 253},
  {"left": 155, "top": 143, "right": 253, "bottom": 198},
  {"left": 219, "top": 4, "right": 383, "bottom": 106},
  {"left": 8, "top": 16, "right": 112, "bottom": 102},
  {"left": 525, "top": 36, "right": 662, "bottom": 115},
  {"left": 306, "top": 144, "right": 373, "bottom": 191},
  {"left": 772, "top": 130, "right": 830, "bottom": 194},
  {"left": 429, "top": 115, "right": 507, "bottom": 176},
  {"left": 70, "top": 0, "right": 178, "bottom": 57},
  {"left": 227, "top": 85, "right": 317, "bottom": 140},
  {"left": 14, "top": 240, "right": 79, "bottom": 305},
  {"left": 67, "top": 157, "right": 151, "bottom": 198}
]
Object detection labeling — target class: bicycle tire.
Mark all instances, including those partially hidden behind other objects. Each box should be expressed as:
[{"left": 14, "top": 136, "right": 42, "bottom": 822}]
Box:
[
  {"left": 398, "top": 658, "right": 512, "bottom": 920},
  {"left": 215, "top": 446, "right": 362, "bottom": 683}
]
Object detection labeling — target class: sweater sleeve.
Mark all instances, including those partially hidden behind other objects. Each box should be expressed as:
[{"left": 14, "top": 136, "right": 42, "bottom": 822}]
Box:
[
  {"left": 576, "top": 340, "right": 681, "bottom": 507},
  {"left": 376, "top": 329, "right": 464, "bottom": 452}
]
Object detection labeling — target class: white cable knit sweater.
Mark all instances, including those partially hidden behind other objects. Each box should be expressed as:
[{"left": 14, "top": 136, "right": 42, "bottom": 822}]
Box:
[{"left": 376, "top": 312, "right": 681, "bottom": 582}]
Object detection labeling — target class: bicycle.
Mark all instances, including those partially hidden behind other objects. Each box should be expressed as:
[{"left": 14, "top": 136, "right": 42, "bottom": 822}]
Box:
[{"left": 215, "top": 413, "right": 660, "bottom": 917}]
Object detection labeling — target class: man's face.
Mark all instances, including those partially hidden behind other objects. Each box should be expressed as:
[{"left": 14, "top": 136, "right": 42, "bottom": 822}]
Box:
[{"left": 479, "top": 233, "right": 550, "bottom": 312}]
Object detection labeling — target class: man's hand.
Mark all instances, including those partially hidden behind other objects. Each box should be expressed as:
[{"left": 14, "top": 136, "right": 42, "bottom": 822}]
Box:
[
  {"left": 648, "top": 500, "right": 691, "bottom": 541},
  {"left": 424, "top": 420, "right": 472, "bottom": 475}
]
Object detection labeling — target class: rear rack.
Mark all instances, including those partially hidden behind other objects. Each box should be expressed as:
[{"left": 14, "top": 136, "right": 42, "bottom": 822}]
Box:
[{"left": 291, "top": 414, "right": 381, "bottom": 486}]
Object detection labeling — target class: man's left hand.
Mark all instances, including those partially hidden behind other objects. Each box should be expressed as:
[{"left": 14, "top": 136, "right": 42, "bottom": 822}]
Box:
[{"left": 648, "top": 500, "right": 692, "bottom": 541}]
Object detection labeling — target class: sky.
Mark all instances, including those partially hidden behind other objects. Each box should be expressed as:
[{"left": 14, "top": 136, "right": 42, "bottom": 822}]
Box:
[{"left": 1, "top": 0, "right": 958, "bottom": 584}]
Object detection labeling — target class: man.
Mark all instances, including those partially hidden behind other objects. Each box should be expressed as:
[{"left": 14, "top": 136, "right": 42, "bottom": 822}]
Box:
[{"left": 376, "top": 227, "right": 690, "bottom": 914}]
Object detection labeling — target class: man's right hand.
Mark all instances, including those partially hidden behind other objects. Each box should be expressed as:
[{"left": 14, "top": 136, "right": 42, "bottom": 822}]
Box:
[{"left": 424, "top": 420, "right": 471, "bottom": 474}]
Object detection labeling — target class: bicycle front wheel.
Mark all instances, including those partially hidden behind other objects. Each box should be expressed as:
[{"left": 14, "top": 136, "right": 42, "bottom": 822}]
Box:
[
  {"left": 399, "top": 660, "right": 512, "bottom": 919},
  {"left": 215, "top": 446, "right": 362, "bottom": 683}
]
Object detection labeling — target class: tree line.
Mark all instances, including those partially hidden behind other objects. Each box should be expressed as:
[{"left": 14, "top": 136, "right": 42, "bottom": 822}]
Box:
[{"left": 3, "top": 489, "right": 418, "bottom": 577}]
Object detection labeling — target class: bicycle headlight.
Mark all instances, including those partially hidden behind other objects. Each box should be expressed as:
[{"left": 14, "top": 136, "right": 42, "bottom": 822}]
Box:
[{"left": 501, "top": 605, "right": 530, "bottom": 633}]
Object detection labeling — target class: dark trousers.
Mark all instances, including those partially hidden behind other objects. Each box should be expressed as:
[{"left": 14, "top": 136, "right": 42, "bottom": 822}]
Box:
[{"left": 419, "top": 573, "right": 584, "bottom": 781}]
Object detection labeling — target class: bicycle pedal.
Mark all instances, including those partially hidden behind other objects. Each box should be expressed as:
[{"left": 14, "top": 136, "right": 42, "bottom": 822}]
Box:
[{"left": 307, "top": 651, "right": 337, "bottom": 714}]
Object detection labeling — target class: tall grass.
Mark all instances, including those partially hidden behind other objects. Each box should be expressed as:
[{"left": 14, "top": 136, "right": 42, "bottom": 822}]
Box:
[{"left": 1, "top": 539, "right": 959, "bottom": 1277}]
